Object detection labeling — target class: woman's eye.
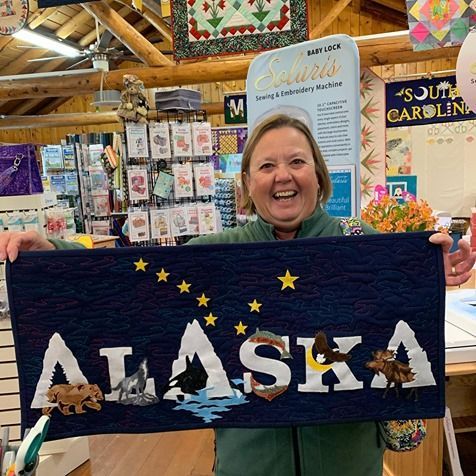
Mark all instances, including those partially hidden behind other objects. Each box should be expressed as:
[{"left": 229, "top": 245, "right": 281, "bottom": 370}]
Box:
[
  {"left": 291, "top": 158, "right": 306, "bottom": 165},
  {"left": 259, "top": 163, "right": 273, "bottom": 170}
]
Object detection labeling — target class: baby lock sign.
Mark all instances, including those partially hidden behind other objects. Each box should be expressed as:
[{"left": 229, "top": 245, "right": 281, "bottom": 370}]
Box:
[
  {"left": 246, "top": 35, "right": 361, "bottom": 211},
  {"left": 8, "top": 233, "right": 445, "bottom": 440}
]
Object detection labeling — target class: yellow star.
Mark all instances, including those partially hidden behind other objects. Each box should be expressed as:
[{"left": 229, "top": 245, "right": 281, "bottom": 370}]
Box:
[
  {"left": 277, "top": 269, "right": 299, "bottom": 290},
  {"left": 234, "top": 321, "right": 248, "bottom": 335},
  {"left": 196, "top": 293, "right": 210, "bottom": 307},
  {"left": 177, "top": 280, "right": 191, "bottom": 293},
  {"left": 248, "top": 299, "right": 262, "bottom": 313},
  {"left": 134, "top": 258, "right": 148, "bottom": 272},
  {"left": 156, "top": 268, "right": 170, "bottom": 282},
  {"left": 204, "top": 312, "right": 218, "bottom": 326}
]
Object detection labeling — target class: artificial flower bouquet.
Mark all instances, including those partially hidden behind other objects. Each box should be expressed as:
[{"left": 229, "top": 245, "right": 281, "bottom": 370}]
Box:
[{"left": 361, "top": 195, "right": 437, "bottom": 233}]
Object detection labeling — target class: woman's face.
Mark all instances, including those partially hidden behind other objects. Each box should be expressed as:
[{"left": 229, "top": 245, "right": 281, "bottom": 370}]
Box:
[{"left": 245, "top": 126, "right": 319, "bottom": 237}]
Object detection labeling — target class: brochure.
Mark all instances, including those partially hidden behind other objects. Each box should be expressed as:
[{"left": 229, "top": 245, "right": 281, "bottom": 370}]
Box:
[
  {"left": 149, "top": 122, "right": 172, "bottom": 159},
  {"left": 191, "top": 122, "right": 213, "bottom": 156},
  {"left": 150, "top": 208, "right": 171, "bottom": 239},
  {"left": 42, "top": 145, "right": 64, "bottom": 170},
  {"left": 152, "top": 171, "right": 174, "bottom": 199},
  {"left": 194, "top": 162, "right": 215, "bottom": 197},
  {"left": 169, "top": 207, "right": 189, "bottom": 236},
  {"left": 126, "top": 122, "right": 149, "bottom": 158},
  {"left": 171, "top": 123, "right": 193, "bottom": 157},
  {"left": 128, "top": 210, "right": 150, "bottom": 242},
  {"left": 172, "top": 163, "right": 194, "bottom": 199},
  {"left": 127, "top": 168, "right": 150, "bottom": 202}
]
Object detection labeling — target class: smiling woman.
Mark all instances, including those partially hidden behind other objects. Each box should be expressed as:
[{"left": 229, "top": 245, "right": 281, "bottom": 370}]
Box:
[{"left": 240, "top": 114, "right": 332, "bottom": 240}]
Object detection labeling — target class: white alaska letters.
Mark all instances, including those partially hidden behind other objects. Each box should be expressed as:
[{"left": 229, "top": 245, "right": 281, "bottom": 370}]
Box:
[{"left": 31, "top": 320, "right": 436, "bottom": 408}]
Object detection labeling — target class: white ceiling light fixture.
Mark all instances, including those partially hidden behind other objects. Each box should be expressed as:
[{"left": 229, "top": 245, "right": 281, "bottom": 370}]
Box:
[{"left": 12, "top": 29, "right": 80, "bottom": 58}]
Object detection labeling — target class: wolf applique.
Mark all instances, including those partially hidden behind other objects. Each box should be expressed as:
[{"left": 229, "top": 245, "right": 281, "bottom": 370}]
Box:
[{"left": 112, "top": 358, "right": 158, "bottom": 406}]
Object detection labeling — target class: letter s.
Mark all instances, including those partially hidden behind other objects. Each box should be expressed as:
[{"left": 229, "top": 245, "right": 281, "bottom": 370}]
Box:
[{"left": 239, "top": 339, "right": 291, "bottom": 394}]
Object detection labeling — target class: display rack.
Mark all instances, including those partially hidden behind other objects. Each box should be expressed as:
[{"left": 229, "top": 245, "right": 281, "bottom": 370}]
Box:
[{"left": 123, "top": 107, "right": 217, "bottom": 247}]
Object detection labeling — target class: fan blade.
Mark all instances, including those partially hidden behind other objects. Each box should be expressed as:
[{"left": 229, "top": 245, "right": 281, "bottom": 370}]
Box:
[
  {"left": 98, "top": 30, "right": 114, "bottom": 49},
  {"left": 66, "top": 57, "right": 92, "bottom": 70},
  {"left": 28, "top": 56, "right": 70, "bottom": 62}
]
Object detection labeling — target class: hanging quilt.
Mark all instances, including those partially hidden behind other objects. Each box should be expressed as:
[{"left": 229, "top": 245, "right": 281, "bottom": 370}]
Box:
[
  {"left": 0, "top": 0, "right": 28, "bottom": 36},
  {"left": 7, "top": 232, "right": 445, "bottom": 441},
  {"left": 171, "top": 0, "right": 309, "bottom": 60},
  {"left": 406, "top": 0, "right": 476, "bottom": 50},
  {"left": 359, "top": 68, "right": 386, "bottom": 207}
]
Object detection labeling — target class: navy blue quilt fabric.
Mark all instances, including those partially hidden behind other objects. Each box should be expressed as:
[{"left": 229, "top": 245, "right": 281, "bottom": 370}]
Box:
[{"left": 7, "top": 232, "right": 446, "bottom": 440}]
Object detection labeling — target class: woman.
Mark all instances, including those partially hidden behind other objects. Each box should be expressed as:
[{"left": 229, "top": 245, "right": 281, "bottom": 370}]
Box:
[{"left": 0, "top": 114, "right": 474, "bottom": 476}]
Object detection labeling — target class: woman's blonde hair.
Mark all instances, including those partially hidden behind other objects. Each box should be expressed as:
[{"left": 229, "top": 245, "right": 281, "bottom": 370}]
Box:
[{"left": 241, "top": 113, "right": 332, "bottom": 214}]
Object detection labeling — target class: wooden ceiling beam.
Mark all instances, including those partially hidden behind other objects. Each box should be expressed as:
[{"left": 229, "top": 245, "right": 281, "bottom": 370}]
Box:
[
  {"left": 28, "top": 7, "right": 58, "bottom": 30},
  {"left": 141, "top": 6, "right": 172, "bottom": 44},
  {"left": 141, "top": 0, "right": 172, "bottom": 44},
  {"left": 0, "top": 103, "right": 224, "bottom": 129},
  {"left": 80, "top": 4, "right": 130, "bottom": 46},
  {"left": 55, "top": 9, "right": 93, "bottom": 38},
  {"left": 310, "top": 0, "right": 353, "bottom": 39},
  {"left": 0, "top": 32, "right": 462, "bottom": 101},
  {"left": 371, "top": 0, "right": 407, "bottom": 14},
  {"left": 361, "top": 2, "right": 408, "bottom": 28},
  {"left": 81, "top": 1, "right": 172, "bottom": 66}
]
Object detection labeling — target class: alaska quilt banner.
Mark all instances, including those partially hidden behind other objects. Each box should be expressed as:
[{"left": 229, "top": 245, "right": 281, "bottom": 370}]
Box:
[
  {"left": 7, "top": 232, "right": 446, "bottom": 441},
  {"left": 171, "top": 0, "right": 309, "bottom": 60},
  {"left": 406, "top": 0, "right": 476, "bottom": 51}
]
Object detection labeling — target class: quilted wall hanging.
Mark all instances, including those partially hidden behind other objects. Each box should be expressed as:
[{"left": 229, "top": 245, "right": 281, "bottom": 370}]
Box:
[
  {"left": 0, "top": 0, "right": 28, "bottom": 36},
  {"left": 171, "top": 0, "right": 309, "bottom": 60},
  {"left": 406, "top": 0, "right": 476, "bottom": 51},
  {"left": 8, "top": 232, "right": 445, "bottom": 441}
]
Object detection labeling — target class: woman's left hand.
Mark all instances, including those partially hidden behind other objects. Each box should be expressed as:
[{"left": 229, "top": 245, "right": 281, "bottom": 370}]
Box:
[{"left": 429, "top": 232, "right": 476, "bottom": 286}]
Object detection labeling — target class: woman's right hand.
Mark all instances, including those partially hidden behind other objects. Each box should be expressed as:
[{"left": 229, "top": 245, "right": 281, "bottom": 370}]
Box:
[{"left": 0, "top": 231, "right": 55, "bottom": 262}]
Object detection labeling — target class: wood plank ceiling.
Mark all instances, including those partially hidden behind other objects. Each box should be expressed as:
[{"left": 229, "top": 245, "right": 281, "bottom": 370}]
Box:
[{"left": 0, "top": 0, "right": 446, "bottom": 118}]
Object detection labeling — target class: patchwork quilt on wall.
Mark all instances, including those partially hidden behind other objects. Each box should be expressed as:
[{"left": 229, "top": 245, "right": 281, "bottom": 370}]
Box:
[
  {"left": 406, "top": 0, "right": 476, "bottom": 50},
  {"left": 171, "top": 0, "right": 309, "bottom": 60},
  {"left": 8, "top": 233, "right": 445, "bottom": 440}
]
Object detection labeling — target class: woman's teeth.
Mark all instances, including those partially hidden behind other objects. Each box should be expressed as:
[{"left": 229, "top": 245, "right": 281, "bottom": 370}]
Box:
[{"left": 274, "top": 191, "right": 297, "bottom": 200}]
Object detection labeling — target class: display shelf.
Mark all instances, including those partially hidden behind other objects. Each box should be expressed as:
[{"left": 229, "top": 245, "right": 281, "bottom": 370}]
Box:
[{"left": 0, "top": 192, "right": 57, "bottom": 211}]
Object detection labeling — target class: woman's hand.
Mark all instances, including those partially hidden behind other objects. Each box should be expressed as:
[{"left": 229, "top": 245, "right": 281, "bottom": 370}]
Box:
[
  {"left": 0, "top": 231, "right": 55, "bottom": 262},
  {"left": 429, "top": 233, "right": 476, "bottom": 286}
]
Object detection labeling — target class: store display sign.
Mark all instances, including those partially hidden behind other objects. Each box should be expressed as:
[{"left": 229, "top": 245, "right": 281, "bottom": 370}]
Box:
[
  {"left": 325, "top": 165, "right": 356, "bottom": 217},
  {"left": 8, "top": 233, "right": 445, "bottom": 440},
  {"left": 247, "top": 34, "right": 361, "bottom": 212},
  {"left": 386, "top": 75, "right": 476, "bottom": 127},
  {"left": 224, "top": 93, "right": 247, "bottom": 124}
]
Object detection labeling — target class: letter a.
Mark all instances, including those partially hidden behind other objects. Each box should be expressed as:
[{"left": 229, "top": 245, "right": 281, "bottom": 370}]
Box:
[{"left": 31, "top": 333, "right": 88, "bottom": 408}]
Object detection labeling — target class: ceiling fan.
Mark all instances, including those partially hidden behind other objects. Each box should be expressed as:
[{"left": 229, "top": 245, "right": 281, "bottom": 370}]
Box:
[{"left": 25, "top": 29, "right": 143, "bottom": 72}]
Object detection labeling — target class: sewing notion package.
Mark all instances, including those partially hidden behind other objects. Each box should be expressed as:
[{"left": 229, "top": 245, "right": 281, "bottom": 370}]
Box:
[{"left": 7, "top": 232, "right": 445, "bottom": 440}]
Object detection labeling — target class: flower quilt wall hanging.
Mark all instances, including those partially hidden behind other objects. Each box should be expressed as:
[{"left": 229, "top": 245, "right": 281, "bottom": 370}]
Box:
[
  {"left": 7, "top": 232, "right": 446, "bottom": 440},
  {"left": 171, "top": 0, "right": 309, "bottom": 60}
]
